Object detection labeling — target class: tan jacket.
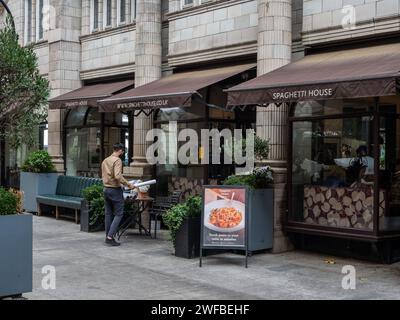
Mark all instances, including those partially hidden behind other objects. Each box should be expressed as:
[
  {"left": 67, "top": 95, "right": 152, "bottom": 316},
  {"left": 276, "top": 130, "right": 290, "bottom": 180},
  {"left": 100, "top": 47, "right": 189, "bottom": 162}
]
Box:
[{"left": 101, "top": 155, "right": 129, "bottom": 188}]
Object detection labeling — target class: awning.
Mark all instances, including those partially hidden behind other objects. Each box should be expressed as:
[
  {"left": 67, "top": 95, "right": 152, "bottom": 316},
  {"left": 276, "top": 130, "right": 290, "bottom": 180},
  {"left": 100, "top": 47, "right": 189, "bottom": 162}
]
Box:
[
  {"left": 227, "top": 43, "right": 400, "bottom": 107},
  {"left": 98, "top": 63, "right": 256, "bottom": 113},
  {"left": 49, "top": 79, "right": 134, "bottom": 109}
]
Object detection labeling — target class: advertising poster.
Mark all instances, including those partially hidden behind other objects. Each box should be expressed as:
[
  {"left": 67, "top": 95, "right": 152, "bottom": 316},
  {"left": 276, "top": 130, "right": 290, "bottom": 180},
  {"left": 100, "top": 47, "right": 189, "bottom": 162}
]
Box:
[{"left": 202, "top": 187, "right": 246, "bottom": 248}]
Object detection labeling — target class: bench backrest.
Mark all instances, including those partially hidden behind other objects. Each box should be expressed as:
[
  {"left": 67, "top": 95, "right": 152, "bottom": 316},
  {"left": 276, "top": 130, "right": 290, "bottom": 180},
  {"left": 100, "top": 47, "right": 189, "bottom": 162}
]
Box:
[{"left": 56, "top": 176, "right": 103, "bottom": 198}]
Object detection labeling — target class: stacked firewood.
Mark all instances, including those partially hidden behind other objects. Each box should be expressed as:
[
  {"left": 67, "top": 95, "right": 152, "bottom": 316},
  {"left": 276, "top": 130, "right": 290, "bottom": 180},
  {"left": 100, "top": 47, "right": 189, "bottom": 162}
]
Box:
[{"left": 303, "top": 185, "right": 385, "bottom": 230}]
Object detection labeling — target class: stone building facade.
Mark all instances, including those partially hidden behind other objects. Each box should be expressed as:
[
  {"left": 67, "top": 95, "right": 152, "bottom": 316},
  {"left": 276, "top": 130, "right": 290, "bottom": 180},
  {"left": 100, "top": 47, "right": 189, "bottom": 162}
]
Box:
[{"left": 2, "top": 0, "right": 400, "bottom": 253}]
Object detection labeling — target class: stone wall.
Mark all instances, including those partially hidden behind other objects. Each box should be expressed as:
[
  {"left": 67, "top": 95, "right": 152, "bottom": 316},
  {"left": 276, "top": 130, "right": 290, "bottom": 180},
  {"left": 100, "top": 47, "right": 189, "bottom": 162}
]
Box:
[
  {"left": 303, "top": 0, "right": 400, "bottom": 45},
  {"left": 80, "top": 26, "right": 136, "bottom": 79}
]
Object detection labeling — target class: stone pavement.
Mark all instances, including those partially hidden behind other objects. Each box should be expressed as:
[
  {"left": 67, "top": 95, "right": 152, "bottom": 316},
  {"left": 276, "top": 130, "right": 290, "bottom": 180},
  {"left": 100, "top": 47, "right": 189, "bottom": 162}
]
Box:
[{"left": 26, "top": 215, "right": 400, "bottom": 300}]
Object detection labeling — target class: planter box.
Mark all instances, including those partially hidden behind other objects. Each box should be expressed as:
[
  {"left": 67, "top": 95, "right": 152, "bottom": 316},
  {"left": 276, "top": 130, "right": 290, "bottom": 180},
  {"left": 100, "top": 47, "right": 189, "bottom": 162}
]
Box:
[
  {"left": 247, "top": 188, "right": 274, "bottom": 252},
  {"left": 20, "top": 172, "right": 58, "bottom": 213},
  {"left": 0, "top": 214, "right": 32, "bottom": 298},
  {"left": 175, "top": 216, "right": 200, "bottom": 259},
  {"left": 80, "top": 200, "right": 105, "bottom": 233}
]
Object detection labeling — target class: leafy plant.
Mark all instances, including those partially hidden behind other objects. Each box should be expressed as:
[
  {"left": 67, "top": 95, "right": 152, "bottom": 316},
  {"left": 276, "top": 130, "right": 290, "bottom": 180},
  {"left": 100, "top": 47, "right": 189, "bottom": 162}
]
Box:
[
  {"left": 82, "top": 184, "right": 104, "bottom": 227},
  {"left": 0, "top": 187, "right": 18, "bottom": 215},
  {"left": 254, "top": 135, "right": 270, "bottom": 161},
  {"left": 163, "top": 196, "right": 202, "bottom": 246},
  {"left": 0, "top": 17, "right": 49, "bottom": 148},
  {"left": 223, "top": 166, "right": 274, "bottom": 189},
  {"left": 21, "top": 150, "right": 55, "bottom": 173}
]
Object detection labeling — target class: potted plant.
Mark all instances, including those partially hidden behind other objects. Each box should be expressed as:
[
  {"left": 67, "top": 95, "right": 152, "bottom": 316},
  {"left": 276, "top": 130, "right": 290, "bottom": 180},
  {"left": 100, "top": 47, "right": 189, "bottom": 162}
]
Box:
[
  {"left": 223, "top": 166, "right": 275, "bottom": 252},
  {"left": 163, "top": 196, "right": 202, "bottom": 259},
  {"left": 81, "top": 184, "right": 105, "bottom": 232},
  {"left": 20, "top": 150, "right": 58, "bottom": 213},
  {"left": 0, "top": 187, "right": 32, "bottom": 298}
]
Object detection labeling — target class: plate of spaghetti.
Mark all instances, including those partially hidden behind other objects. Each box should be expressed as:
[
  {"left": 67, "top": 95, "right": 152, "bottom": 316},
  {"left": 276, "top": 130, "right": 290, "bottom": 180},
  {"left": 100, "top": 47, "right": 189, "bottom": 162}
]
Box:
[{"left": 204, "top": 199, "right": 245, "bottom": 232}]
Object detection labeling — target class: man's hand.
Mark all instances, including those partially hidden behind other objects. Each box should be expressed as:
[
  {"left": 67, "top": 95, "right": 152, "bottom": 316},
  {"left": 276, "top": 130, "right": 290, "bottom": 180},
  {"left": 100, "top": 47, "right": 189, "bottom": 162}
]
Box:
[{"left": 127, "top": 183, "right": 135, "bottom": 189}]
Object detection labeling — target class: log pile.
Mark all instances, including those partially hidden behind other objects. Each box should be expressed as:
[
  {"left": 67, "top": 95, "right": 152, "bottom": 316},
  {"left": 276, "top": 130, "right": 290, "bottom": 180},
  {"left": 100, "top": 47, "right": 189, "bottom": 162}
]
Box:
[{"left": 303, "top": 185, "right": 386, "bottom": 230}]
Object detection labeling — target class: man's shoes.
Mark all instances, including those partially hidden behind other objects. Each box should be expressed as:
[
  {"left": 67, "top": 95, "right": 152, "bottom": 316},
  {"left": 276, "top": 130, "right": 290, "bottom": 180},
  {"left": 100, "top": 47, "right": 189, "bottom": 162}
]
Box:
[{"left": 105, "top": 237, "right": 121, "bottom": 246}]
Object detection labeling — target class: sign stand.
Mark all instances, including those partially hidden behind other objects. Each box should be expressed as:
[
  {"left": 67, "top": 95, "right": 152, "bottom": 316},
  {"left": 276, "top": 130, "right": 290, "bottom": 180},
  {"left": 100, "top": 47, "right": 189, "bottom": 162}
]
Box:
[{"left": 199, "top": 186, "right": 249, "bottom": 268}]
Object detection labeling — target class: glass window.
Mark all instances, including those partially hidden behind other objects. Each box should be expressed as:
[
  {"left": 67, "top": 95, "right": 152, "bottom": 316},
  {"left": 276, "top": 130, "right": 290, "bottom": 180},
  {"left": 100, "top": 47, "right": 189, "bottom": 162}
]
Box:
[
  {"left": 91, "top": 0, "right": 99, "bottom": 31},
  {"left": 118, "top": 0, "right": 126, "bottom": 24},
  {"left": 36, "top": 0, "right": 44, "bottom": 40},
  {"left": 155, "top": 104, "right": 205, "bottom": 122},
  {"left": 181, "top": 0, "right": 194, "bottom": 7},
  {"left": 65, "top": 106, "right": 88, "bottom": 127},
  {"left": 86, "top": 107, "right": 101, "bottom": 125},
  {"left": 66, "top": 127, "right": 101, "bottom": 177},
  {"left": 290, "top": 114, "right": 375, "bottom": 231},
  {"left": 378, "top": 96, "right": 400, "bottom": 232},
  {"left": 103, "top": 0, "right": 112, "bottom": 27},
  {"left": 130, "top": 0, "right": 136, "bottom": 21},
  {"left": 24, "top": 0, "right": 32, "bottom": 45},
  {"left": 293, "top": 99, "right": 375, "bottom": 117}
]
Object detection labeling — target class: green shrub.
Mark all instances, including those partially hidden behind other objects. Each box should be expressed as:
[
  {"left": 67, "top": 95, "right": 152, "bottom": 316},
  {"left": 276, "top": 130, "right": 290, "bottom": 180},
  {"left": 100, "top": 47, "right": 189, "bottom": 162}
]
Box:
[
  {"left": 163, "top": 196, "right": 202, "bottom": 246},
  {"left": 21, "top": 150, "right": 55, "bottom": 173},
  {"left": 223, "top": 166, "right": 274, "bottom": 189},
  {"left": 83, "top": 184, "right": 104, "bottom": 226},
  {"left": 0, "top": 187, "right": 18, "bottom": 215}
]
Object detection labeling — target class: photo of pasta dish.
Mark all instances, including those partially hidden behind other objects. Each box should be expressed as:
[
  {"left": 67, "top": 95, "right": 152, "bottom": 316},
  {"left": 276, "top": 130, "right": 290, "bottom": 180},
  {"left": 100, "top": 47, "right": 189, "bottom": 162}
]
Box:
[{"left": 209, "top": 207, "right": 243, "bottom": 229}]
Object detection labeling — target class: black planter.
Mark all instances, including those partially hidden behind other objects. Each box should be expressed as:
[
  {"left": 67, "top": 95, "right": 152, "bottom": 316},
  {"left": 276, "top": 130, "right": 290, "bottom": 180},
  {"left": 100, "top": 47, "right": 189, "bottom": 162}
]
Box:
[
  {"left": 0, "top": 214, "right": 32, "bottom": 298},
  {"left": 80, "top": 200, "right": 105, "bottom": 233},
  {"left": 175, "top": 216, "right": 200, "bottom": 259}
]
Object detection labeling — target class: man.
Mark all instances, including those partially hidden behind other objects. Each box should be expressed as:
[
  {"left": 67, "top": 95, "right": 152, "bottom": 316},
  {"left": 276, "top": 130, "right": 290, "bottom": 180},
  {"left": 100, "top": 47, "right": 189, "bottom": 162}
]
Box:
[{"left": 101, "top": 143, "right": 134, "bottom": 246}]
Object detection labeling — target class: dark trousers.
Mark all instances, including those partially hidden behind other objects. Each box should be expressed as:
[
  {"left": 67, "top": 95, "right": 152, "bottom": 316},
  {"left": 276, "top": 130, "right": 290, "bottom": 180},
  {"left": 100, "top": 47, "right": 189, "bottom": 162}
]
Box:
[{"left": 104, "top": 187, "right": 124, "bottom": 238}]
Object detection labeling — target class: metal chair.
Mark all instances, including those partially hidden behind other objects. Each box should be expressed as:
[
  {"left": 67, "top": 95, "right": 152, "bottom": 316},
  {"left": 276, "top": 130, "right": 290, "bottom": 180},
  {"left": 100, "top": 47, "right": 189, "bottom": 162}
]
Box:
[{"left": 149, "top": 190, "right": 183, "bottom": 239}]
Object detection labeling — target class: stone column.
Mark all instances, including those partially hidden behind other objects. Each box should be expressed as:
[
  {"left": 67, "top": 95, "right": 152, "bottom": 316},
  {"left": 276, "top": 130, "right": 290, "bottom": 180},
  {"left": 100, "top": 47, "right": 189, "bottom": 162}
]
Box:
[
  {"left": 257, "top": 0, "right": 292, "bottom": 253},
  {"left": 124, "top": 0, "right": 162, "bottom": 180},
  {"left": 81, "top": 0, "right": 91, "bottom": 35},
  {"left": 47, "top": 0, "right": 82, "bottom": 172}
]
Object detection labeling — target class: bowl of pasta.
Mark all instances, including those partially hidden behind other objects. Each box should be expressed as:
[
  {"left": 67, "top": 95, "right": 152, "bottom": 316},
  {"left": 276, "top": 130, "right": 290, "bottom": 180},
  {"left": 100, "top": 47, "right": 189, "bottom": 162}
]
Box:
[{"left": 204, "top": 199, "right": 245, "bottom": 232}]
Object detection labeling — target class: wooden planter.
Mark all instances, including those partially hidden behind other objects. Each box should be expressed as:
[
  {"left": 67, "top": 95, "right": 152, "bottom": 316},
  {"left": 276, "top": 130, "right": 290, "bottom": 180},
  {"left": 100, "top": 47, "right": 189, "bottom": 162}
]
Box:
[
  {"left": 0, "top": 214, "right": 32, "bottom": 298},
  {"left": 175, "top": 216, "right": 201, "bottom": 259}
]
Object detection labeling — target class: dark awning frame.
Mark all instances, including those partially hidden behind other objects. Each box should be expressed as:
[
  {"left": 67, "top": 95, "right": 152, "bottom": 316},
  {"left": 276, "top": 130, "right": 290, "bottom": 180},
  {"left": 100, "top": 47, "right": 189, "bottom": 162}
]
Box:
[
  {"left": 98, "top": 63, "right": 256, "bottom": 113},
  {"left": 49, "top": 80, "right": 134, "bottom": 110},
  {"left": 226, "top": 43, "right": 400, "bottom": 108}
]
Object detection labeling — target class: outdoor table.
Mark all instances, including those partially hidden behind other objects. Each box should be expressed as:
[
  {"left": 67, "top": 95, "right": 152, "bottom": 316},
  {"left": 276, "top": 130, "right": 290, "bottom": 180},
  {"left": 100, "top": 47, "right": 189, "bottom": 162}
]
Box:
[{"left": 116, "top": 195, "right": 154, "bottom": 240}]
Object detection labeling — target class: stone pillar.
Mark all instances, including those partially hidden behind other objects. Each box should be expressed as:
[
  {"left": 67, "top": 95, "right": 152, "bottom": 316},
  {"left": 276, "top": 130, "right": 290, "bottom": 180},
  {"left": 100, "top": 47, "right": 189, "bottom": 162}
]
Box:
[
  {"left": 257, "top": 0, "right": 292, "bottom": 253},
  {"left": 124, "top": 0, "right": 162, "bottom": 180},
  {"left": 47, "top": 0, "right": 82, "bottom": 172}
]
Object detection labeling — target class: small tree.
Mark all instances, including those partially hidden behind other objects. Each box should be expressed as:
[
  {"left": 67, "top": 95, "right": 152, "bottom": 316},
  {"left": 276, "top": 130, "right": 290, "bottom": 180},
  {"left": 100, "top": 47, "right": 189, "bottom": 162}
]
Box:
[{"left": 0, "top": 17, "right": 49, "bottom": 148}]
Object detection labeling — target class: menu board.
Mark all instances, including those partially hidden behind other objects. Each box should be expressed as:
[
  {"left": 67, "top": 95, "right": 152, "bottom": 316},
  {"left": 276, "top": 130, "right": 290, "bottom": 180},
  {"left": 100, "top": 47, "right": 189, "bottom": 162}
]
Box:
[{"left": 202, "top": 186, "right": 247, "bottom": 248}]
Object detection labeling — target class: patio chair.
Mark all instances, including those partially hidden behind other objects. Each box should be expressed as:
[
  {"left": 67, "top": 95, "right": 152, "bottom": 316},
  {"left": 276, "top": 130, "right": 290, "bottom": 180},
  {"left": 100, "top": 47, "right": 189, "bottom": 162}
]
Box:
[{"left": 149, "top": 190, "right": 183, "bottom": 239}]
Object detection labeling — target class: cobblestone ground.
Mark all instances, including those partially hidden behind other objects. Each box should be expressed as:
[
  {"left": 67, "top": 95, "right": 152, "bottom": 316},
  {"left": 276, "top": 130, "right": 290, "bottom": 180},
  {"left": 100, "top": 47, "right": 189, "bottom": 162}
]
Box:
[{"left": 26, "top": 215, "right": 400, "bottom": 300}]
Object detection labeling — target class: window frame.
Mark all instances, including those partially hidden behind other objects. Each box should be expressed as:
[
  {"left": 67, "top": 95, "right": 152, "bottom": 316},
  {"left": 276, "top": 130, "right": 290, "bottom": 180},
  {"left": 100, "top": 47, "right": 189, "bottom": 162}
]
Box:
[
  {"left": 90, "top": 0, "right": 100, "bottom": 32},
  {"left": 117, "top": 0, "right": 126, "bottom": 26},
  {"left": 103, "top": 0, "right": 112, "bottom": 28},
  {"left": 35, "top": 0, "right": 44, "bottom": 42},
  {"left": 24, "top": 0, "right": 32, "bottom": 45},
  {"left": 130, "top": 0, "right": 136, "bottom": 22}
]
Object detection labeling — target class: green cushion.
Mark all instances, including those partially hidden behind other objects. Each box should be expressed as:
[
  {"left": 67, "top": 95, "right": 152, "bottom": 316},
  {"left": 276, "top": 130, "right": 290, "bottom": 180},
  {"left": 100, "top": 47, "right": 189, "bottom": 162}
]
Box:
[
  {"left": 37, "top": 194, "right": 83, "bottom": 209},
  {"left": 38, "top": 176, "right": 103, "bottom": 209}
]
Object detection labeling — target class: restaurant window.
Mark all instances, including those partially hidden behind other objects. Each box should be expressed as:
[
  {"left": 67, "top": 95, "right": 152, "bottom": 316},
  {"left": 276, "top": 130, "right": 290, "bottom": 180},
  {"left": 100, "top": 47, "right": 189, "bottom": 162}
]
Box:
[
  {"left": 91, "top": 0, "right": 99, "bottom": 31},
  {"left": 378, "top": 96, "right": 400, "bottom": 232},
  {"left": 290, "top": 99, "right": 377, "bottom": 231},
  {"left": 24, "top": 0, "right": 33, "bottom": 45},
  {"left": 64, "top": 107, "right": 130, "bottom": 177},
  {"left": 38, "top": 123, "right": 48, "bottom": 151},
  {"left": 154, "top": 97, "right": 255, "bottom": 198}
]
